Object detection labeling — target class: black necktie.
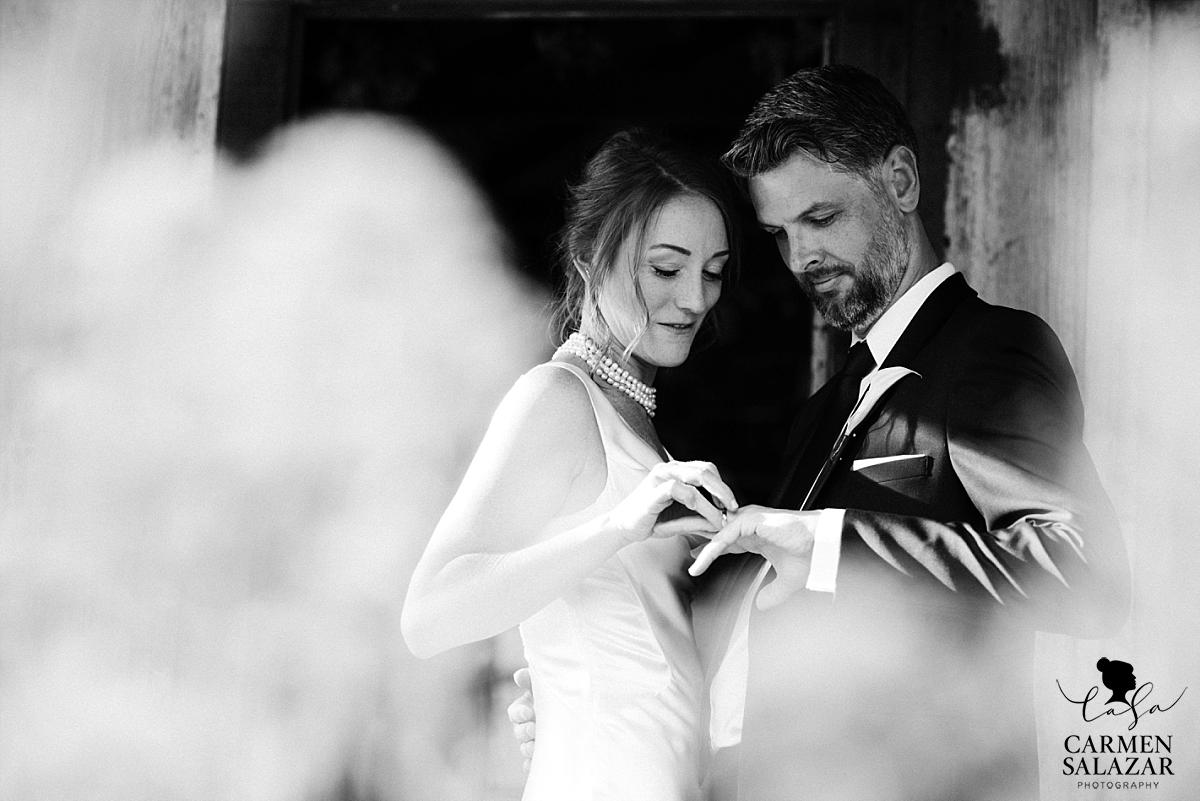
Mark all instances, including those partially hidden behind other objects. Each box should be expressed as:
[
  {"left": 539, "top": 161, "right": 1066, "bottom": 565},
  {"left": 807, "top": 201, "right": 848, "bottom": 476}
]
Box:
[{"left": 781, "top": 341, "right": 876, "bottom": 509}]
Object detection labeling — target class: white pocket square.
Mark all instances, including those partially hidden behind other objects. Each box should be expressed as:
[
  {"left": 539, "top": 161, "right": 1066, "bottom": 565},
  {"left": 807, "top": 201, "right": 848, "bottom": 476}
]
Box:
[
  {"left": 852, "top": 454, "right": 928, "bottom": 470},
  {"left": 851, "top": 453, "right": 932, "bottom": 482}
]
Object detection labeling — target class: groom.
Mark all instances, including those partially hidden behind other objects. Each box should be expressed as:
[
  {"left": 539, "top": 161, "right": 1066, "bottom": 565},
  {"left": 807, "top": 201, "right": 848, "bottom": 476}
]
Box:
[{"left": 686, "top": 64, "right": 1130, "bottom": 800}]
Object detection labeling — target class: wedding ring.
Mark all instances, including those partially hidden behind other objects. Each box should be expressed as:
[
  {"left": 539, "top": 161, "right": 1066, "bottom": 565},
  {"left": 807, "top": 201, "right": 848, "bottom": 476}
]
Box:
[{"left": 721, "top": 510, "right": 728, "bottom": 526}]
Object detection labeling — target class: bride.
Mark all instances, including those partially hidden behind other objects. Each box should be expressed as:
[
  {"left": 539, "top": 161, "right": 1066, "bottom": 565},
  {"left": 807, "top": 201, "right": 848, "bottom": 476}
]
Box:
[{"left": 402, "top": 129, "right": 741, "bottom": 800}]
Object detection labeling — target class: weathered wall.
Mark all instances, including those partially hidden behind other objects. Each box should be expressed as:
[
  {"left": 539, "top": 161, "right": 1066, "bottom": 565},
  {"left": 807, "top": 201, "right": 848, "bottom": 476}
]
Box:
[
  {"left": 945, "top": 2, "right": 1200, "bottom": 799},
  {"left": 0, "top": 0, "right": 225, "bottom": 172},
  {"left": 1, "top": 0, "right": 227, "bottom": 467},
  {"left": 944, "top": 0, "right": 1097, "bottom": 363},
  {"left": 1071, "top": 5, "right": 1200, "bottom": 799}
]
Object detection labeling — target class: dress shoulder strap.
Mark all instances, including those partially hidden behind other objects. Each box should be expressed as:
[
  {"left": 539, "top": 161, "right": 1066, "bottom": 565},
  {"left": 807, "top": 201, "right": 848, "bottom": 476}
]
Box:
[
  {"left": 537, "top": 360, "right": 661, "bottom": 470},
  {"left": 536, "top": 360, "right": 620, "bottom": 445}
]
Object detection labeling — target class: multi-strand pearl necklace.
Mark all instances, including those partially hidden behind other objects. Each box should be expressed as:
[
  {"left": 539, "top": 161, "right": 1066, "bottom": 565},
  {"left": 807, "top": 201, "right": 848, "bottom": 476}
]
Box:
[{"left": 556, "top": 332, "right": 657, "bottom": 417}]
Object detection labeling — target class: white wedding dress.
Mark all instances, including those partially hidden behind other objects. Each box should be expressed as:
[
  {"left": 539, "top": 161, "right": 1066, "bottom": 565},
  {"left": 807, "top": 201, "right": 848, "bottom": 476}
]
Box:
[{"left": 518, "top": 361, "right": 705, "bottom": 801}]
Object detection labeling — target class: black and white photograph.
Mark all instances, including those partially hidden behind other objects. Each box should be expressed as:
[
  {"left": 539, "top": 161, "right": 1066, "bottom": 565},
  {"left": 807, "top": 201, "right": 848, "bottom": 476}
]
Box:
[{"left": 1, "top": 1, "right": 1197, "bottom": 800}]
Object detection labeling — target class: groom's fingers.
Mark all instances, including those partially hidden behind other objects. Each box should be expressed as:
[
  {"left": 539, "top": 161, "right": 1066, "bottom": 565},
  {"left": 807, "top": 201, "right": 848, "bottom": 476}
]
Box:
[
  {"left": 507, "top": 667, "right": 537, "bottom": 772},
  {"left": 688, "top": 538, "right": 748, "bottom": 559},
  {"left": 507, "top": 669, "right": 535, "bottom": 731},
  {"left": 688, "top": 518, "right": 747, "bottom": 576},
  {"left": 508, "top": 694, "right": 534, "bottom": 724}
]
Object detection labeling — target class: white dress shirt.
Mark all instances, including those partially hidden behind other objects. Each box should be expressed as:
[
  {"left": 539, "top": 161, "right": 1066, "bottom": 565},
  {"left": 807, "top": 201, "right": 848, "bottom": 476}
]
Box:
[
  {"left": 707, "top": 262, "right": 958, "bottom": 749},
  {"left": 806, "top": 261, "right": 958, "bottom": 591}
]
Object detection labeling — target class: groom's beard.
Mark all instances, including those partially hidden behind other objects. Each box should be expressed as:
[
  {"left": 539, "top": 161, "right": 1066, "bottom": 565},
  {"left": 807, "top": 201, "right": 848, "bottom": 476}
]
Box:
[{"left": 801, "top": 204, "right": 911, "bottom": 333}]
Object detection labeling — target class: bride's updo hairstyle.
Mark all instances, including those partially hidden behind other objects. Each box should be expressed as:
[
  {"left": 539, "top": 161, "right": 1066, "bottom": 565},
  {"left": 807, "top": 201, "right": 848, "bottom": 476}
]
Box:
[{"left": 553, "top": 129, "right": 740, "bottom": 354}]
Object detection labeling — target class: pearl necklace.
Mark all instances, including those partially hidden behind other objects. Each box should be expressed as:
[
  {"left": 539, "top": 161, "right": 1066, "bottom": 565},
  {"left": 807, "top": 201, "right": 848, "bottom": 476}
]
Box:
[{"left": 556, "top": 332, "right": 657, "bottom": 417}]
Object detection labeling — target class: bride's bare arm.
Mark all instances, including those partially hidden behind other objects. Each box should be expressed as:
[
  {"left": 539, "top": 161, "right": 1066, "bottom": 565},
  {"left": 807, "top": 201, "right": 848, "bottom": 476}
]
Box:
[{"left": 401, "top": 366, "right": 735, "bottom": 658}]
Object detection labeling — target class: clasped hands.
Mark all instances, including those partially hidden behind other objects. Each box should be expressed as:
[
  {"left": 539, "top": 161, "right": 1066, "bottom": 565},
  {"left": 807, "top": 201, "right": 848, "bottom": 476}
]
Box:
[
  {"left": 508, "top": 464, "right": 820, "bottom": 773},
  {"left": 609, "top": 459, "right": 819, "bottom": 613},
  {"left": 689, "top": 504, "right": 821, "bottom": 611}
]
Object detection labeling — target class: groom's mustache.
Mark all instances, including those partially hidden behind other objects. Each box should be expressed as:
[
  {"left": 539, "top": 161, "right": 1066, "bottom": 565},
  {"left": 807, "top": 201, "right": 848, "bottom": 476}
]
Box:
[{"left": 798, "top": 264, "right": 855, "bottom": 290}]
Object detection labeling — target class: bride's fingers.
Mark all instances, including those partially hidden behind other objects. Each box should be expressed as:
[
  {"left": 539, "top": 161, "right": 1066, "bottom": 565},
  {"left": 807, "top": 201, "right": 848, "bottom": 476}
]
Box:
[
  {"left": 653, "top": 516, "right": 719, "bottom": 540},
  {"left": 685, "top": 462, "right": 739, "bottom": 512},
  {"left": 665, "top": 461, "right": 739, "bottom": 512},
  {"left": 662, "top": 481, "right": 724, "bottom": 529}
]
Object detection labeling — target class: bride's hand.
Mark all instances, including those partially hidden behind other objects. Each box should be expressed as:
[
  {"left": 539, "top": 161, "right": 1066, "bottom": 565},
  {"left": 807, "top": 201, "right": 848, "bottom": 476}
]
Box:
[{"left": 606, "top": 460, "right": 738, "bottom": 545}]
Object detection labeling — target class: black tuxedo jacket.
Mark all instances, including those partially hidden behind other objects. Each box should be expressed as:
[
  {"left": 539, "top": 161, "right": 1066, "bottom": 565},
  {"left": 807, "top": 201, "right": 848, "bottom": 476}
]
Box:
[{"left": 708, "top": 274, "right": 1130, "bottom": 801}]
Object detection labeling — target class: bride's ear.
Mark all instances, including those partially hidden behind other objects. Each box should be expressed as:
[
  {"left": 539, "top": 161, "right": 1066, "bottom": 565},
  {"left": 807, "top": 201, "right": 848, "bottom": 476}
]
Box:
[{"left": 573, "top": 257, "right": 591, "bottom": 282}]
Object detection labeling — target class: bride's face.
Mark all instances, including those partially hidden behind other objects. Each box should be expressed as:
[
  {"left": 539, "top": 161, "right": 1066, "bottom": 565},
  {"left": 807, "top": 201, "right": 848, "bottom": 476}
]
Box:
[{"left": 598, "top": 194, "right": 728, "bottom": 368}]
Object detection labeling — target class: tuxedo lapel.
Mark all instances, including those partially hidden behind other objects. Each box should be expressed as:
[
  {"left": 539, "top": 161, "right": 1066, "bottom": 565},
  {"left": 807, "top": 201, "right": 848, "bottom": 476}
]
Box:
[
  {"left": 770, "top": 381, "right": 835, "bottom": 506},
  {"left": 772, "top": 273, "right": 977, "bottom": 510},
  {"left": 879, "top": 271, "right": 975, "bottom": 370}
]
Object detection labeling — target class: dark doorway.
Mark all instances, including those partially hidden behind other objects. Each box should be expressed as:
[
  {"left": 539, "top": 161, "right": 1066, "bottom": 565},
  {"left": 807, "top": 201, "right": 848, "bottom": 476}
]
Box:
[
  {"left": 221, "top": 7, "right": 830, "bottom": 502},
  {"left": 295, "top": 16, "right": 822, "bottom": 284}
]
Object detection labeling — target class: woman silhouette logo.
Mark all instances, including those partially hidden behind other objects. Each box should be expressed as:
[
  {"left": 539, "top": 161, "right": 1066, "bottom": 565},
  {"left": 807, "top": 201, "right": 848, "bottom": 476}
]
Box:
[
  {"left": 1060, "top": 658, "right": 1185, "bottom": 729},
  {"left": 1096, "top": 657, "right": 1137, "bottom": 705}
]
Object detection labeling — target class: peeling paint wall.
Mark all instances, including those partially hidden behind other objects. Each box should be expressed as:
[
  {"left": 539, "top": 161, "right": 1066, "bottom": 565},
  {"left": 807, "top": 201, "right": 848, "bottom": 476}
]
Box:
[
  {"left": 942, "top": 2, "right": 1200, "bottom": 798},
  {"left": 944, "top": 0, "right": 1097, "bottom": 364}
]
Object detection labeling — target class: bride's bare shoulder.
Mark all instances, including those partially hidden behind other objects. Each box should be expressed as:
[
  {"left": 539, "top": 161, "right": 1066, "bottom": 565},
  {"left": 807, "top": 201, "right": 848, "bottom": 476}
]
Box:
[{"left": 492, "top": 361, "right": 601, "bottom": 450}]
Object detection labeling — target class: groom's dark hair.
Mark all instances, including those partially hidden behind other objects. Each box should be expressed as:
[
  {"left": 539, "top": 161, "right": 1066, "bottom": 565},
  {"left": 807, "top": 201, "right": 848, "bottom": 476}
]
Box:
[{"left": 722, "top": 64, "right": 919, "bottom": 180}]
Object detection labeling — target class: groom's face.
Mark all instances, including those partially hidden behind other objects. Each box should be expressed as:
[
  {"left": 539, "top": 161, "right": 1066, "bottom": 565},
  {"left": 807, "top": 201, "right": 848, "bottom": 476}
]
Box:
[{"left": 748, "top": 149, "right": 911, "bottom": 336}]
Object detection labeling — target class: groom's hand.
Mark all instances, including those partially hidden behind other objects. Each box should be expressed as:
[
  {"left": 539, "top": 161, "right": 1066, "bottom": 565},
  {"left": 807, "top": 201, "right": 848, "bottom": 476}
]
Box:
[
  {"left": 507, "top": 668, "right": 536, "bottom": 773},
  {"left": 689, "top": 505, "right": 821, "bottom": 610}
]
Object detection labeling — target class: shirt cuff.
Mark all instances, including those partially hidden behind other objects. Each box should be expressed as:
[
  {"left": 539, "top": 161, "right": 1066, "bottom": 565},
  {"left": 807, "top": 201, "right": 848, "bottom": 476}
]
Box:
[{"left": 805, "top": 508, "right": 845, "bottom": 593}]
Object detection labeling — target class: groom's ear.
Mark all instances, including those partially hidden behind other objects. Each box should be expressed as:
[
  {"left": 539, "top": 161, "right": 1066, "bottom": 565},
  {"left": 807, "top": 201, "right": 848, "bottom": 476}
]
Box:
[{"left": 883, "top": 145, "right": 920, "bottom": 214}]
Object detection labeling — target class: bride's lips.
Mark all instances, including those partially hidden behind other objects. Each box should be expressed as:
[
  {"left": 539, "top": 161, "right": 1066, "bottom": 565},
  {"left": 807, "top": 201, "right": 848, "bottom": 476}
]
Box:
[{"left": 657, "top": 321, "right": 698, "bottom": 334}]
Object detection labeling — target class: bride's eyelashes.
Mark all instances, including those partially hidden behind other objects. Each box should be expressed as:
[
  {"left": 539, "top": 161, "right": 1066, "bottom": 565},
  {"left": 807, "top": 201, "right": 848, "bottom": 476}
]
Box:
[{"left": 647, "top": 264, "right": 724, "bottom": 283}]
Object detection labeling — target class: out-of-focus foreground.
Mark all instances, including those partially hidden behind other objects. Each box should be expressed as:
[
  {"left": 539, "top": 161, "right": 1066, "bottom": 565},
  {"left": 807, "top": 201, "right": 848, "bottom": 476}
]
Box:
[{"left": 1, "top": 2, "right": 544, "bottom": 799}]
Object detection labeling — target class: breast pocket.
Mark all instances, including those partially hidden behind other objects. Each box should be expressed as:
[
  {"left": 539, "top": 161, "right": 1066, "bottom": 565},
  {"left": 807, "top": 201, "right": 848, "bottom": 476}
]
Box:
[{"left": 851, "top": 453, "right": 932, "bottom": 483}]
